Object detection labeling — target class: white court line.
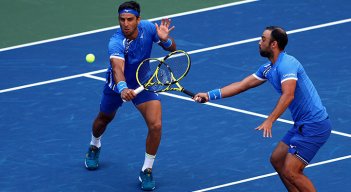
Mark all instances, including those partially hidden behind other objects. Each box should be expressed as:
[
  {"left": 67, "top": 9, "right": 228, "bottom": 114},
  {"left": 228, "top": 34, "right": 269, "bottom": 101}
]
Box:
[
  {"left": 193, "top": 155, "right": 351, "bottom": 192},
  {"left": 1, "top": 18, "right": 351, "bottom": 137},
  {"left": 86, "top": 69, "right": 351, "bottom": 191},
  {"left": 0, "top": 3, "right": 348, "bottom": 190},
  {"left": 0, "top": 0, "right": 258, "bottom": 52},
  {"left": 0, "top": 69, "right": 106, "bottom": 93},
  {"left": 83, "top": 74, "right": 107, "bottom": 82},
  {"left": 187, "top": 17, "right": 351, "bottom": 55},
  {"left": 84, "top": 76, "right": 351, "bottom": 191},
  {"left": 83, "top": 74, "right": 351, "bottom": 138},
  {"left": 2, "top": 17, "right": 351, "bottom": 94}
]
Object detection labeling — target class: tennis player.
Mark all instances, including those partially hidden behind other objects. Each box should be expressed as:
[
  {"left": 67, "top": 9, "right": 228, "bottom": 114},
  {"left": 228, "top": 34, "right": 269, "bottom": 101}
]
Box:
[
  {"left": 84, "top": 1, "right": 176, "bottom": 191},
  {"left": 194, "top": 26, "right": 332, "bottom": 192}
]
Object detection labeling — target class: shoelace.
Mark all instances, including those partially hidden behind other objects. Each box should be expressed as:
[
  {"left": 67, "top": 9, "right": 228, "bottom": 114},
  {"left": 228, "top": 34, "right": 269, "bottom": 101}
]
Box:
[
  {"left": 143, "top": 169, "right": 153, "bottom": 181},
  {"left": 87, "top": 147, "right": 98, "bottom": 159}
]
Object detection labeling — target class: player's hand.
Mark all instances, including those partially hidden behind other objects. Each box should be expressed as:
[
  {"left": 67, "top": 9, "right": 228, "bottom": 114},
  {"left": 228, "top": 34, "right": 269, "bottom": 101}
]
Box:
[
  {"left": 193, "top": 93, "right": 208, "bottom": 103},
  {"left": 121, "top": 88, "right": 137, "bottom": 101},
  {"left": 155, "top": 18, "right": 175, "bottom": 41},
  {"left": 255, "top": 119, "right": 273, "bottom": 138}
]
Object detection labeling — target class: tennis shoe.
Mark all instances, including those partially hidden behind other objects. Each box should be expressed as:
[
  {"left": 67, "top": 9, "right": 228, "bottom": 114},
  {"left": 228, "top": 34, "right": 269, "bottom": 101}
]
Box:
[
  {"left": 139, "top": 168, "right": 156, "bottom": 191},
  {"left": 85, "top": 145, "right": 100, "bottom": 170}
]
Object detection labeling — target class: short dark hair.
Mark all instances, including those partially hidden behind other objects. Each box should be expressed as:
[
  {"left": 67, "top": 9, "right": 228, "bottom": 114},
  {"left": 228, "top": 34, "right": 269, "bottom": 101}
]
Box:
[
  {"left": 266, "top": 26, "right": 288, "bottom": 50},
  {"left": 118, "top": 1, "right": 141, "bottom": 17}
]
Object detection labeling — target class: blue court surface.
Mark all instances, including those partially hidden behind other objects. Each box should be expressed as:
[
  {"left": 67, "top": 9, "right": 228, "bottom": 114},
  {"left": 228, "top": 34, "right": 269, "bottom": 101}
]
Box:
[{"left": 1, "top": 0, "right": 351, "bottom": 191}]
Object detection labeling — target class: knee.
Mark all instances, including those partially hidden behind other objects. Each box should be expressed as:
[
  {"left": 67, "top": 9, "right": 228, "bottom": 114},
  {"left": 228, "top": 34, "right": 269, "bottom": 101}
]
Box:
[
  {"left": 282, "top": 167, "right": 298, "bottom": 184},
  {"left": 148, "top": 122, "right": 162, "bottom": 133},
  {"left": 270, "top": 153, "right": 282, "bottom": 170},
  {"left": 270, "top": 154, "right": 277, "bottom": 166},
  {"left": 95, "top": 113, "right": 114, "bottom": 126}
]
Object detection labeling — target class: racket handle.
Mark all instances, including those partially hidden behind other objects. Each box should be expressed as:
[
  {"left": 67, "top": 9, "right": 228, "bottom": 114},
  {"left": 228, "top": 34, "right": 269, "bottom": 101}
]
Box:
[
  {"left": 182, "top": 88, "right": 195, "bottom": 97},
  {"left": 123, "top": 86, "right": 145, "bottom": 102},
  {"left": 134, "top": 86, "right": 145, "bottom": 94},
  {"left": 182, "top": 88, "right": 206, "bottom": 103}
]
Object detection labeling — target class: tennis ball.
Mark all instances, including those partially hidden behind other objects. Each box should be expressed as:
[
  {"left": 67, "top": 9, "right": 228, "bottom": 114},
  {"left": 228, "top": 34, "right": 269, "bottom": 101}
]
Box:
[{"left": 86, "top": 53, "right": 95, "bottom": 63}]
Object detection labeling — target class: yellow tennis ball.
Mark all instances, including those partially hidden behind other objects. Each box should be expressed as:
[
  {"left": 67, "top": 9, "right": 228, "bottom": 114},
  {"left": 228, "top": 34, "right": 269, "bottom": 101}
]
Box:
[{"left": 86, "top": 53, "right": 95, "bottom": 63}]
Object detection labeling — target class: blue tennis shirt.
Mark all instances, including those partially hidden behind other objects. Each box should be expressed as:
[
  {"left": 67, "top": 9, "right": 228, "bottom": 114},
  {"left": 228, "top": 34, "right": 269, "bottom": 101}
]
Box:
[
  {"left": 107, "top": 20, "right": 160, "bottom": 89},
  {"left": 253, "top": 52, "right": 328, "bottom": 124}
]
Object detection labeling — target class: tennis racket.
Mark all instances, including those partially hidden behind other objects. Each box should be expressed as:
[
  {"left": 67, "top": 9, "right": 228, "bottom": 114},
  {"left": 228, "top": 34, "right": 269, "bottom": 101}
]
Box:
[{"left": 134, "top": 50, "right": 200, "bottom": 99}]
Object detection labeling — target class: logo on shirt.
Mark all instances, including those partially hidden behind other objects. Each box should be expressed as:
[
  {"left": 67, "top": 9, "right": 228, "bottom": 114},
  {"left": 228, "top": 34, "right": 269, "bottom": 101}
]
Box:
[
  {"left": 263, "top": 65, "right": 272, "bottom": 77},
  {"left": 283, "top": 73, "right": 296, "bottom": 78},
  {"left": 124, "top": 39, "right": 133, "bottom": 55}
]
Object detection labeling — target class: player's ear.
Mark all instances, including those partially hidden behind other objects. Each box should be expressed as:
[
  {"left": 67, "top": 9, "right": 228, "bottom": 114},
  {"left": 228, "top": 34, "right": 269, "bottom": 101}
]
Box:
[
  {"left": 137, "top": 16, "right": 141, "bottom": 24},
  {"left": 271, "top": 41, "right": 277, "bottom": 48}
]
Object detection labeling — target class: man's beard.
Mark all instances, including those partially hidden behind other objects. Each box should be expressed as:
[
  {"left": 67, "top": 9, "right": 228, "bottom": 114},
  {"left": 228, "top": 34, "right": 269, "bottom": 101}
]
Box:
[{"left": 259, "top": 49, "right": 272, "bottom": 58}]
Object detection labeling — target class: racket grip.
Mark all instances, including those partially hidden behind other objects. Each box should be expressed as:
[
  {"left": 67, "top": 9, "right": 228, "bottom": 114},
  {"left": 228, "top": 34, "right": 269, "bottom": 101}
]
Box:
[
  {"left": 122, "top": 86, "right": 145, "bottom": 102},
  {"left": 134, "top": 86, "right": 145, "bottom": 94},
  {"left": 182, "top": 89, "right": 206, "bottom": 103},
  {"left": 182, "top": 88, "right": 195, "bottom": 97}
]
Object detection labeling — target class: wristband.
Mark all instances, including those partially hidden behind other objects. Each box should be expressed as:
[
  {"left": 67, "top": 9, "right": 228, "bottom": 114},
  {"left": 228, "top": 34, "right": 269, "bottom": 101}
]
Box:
[
  {"left": 116, "top": 81, "right": 128, "bottom": 94},
  {"left": 161, "top": 38, "right": 172, "bottom": 48},
  {"left": 207, "top": 89, "right": 222, "bottom": 100}
]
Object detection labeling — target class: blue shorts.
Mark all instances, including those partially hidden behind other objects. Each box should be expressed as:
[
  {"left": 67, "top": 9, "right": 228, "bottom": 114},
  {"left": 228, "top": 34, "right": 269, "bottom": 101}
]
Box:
[
  {"left": 282, "top": 118, "right": 332, "bottom": 164},
  {"left": 100, "top": 84, "right": 161, "bottom": 114}
]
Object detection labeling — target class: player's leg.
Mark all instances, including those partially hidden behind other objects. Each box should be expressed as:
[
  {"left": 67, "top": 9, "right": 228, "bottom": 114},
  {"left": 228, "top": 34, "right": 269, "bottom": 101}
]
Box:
[
  {"left": 281, "top": 118, "right": 332, "bottom": 191},
  {"left": 270, "top": 142, "right": 299, "bottom": 192},
  {"left": 134, "top": 92, "right": 162, "bottom": 191},
  {"left": 282, "top": 154, "right": 315, "bottom": 192},
  {"left": 136, "top": 100, "right": 161, "bottom": 191},
  {"left": 85, "top": 111, "right": 116, "bottom": 170},
  {"left": 137, "top": 99, "right": 162, "bottom": 157},
  {"left": 91, "top": 111, "right": 116, "bottom": 146},
  {"left": 85, "top": 84, "right": 123, "bottom": 170},
  {"left": 134, "top": 92, "right": 162, "bottom": 166}
]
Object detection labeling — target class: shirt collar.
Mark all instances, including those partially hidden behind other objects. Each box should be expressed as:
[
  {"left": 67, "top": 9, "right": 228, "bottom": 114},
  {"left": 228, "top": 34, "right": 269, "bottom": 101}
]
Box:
[{"left": 271, "top": 51, "right": 286, "bottom": 66}]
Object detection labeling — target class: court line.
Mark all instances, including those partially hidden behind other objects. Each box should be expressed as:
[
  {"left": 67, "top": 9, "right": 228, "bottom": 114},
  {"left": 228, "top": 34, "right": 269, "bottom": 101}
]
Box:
[
  {"left": 193, "top": 155, "right": 351, "bottom": 192},
  {"left": 0, "top": 0, "right": 258, "bottom": 52},
  {"left": 0, "top": 69, "right": 106, "bottom": 93},
  {"left": 1, "top": 18, "right": 350, "bottom": 138},
  {"left": 82, "top": 74, "right": 351, "bottom": 138},
  {"left": 81, "top": 77, "right": 351, "bottom": 191},
  {"left": 0, "top": 3, "right": 347, "bottom": 190},
  {"left": 187, "top": 18, "right": 351, "bottom": 55},
  {"left": 2, "top": 17, "right": 351, "bottom": 94}
]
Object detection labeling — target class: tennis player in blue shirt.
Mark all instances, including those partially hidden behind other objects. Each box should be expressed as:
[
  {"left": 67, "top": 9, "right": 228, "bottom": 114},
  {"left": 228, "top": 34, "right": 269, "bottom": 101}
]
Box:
[
  {"left": 194, "top": 26, "right": 332, "bottom": 192},
  {"left": 84, "top": 1, "right": 176, "bottom": 190}
]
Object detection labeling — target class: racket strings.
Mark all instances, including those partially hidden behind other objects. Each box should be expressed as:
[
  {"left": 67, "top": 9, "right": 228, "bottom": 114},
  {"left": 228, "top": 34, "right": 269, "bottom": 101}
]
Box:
[
  {"left": 156, "top": 64, "right": 173, "bottom": 85},
  {"left": 136, "top": 50, "right": 191, "bottom": 93},
  {"left": 162, "top": 52, "right": 190, "bottom": 81},
  {"left": 137, "top": 59, "right": 170, "bottom": 92}
]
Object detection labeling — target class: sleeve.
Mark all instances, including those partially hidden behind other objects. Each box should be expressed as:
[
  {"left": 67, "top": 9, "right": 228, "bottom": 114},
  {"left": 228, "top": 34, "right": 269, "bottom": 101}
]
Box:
[
  {"left": 253, "top": 64, "right": 269, "bottom": 81},
  {"left": 278, "top": 58, "right": 299, "bottom": 83},
  {"left": 108, "top": 34, "right": 125, "bottom": 60},
  {"left": 143, "top": 20, "right": 160, "bottom": 43}
]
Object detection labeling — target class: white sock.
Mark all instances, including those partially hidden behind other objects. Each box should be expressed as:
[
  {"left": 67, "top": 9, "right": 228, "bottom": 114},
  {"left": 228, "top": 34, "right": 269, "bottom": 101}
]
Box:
[
  {"left": 141, "top": 153, "right": 156, "bottom": 171},
  {"left": 90, "top": 134, "right": 102, "bottom": 148}
]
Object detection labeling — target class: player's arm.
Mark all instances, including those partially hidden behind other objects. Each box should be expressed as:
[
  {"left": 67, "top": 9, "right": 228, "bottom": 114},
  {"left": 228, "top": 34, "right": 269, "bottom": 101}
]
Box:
[
  {"left": 110, "top": 58, "right": 136, "bottom": 101},
  {"left": 156, "top": 18, "right": 176, "bottom": 51},
  {"left": 255, "top": 79, "right": 296, "bottom": 137},
  {"left": 221, "top": 75, "right": 265, "bottom": 98},
  {"left": 194, "top": 74, "right": 265, "bottom": 102}
]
